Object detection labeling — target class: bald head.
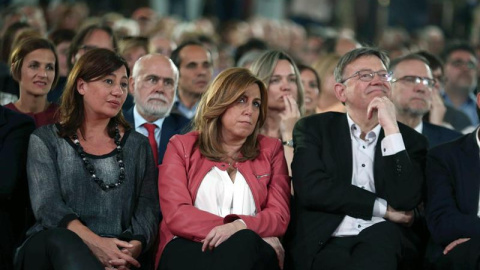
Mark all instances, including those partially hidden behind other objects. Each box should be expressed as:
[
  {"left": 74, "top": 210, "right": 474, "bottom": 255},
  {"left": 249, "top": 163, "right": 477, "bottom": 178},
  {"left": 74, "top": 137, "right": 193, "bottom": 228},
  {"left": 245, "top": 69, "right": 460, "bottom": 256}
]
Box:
[{"left": 130, "top": 54, "right": 179, "bottom": 121}]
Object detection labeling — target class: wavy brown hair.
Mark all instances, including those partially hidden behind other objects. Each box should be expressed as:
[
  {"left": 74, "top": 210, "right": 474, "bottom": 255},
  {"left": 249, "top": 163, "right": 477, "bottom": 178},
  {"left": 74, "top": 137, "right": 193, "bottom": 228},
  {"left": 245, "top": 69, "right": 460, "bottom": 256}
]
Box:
[
  {"left": 193, "top": 67, "right": 268, "bottom": 162},
  {"left": 58, "top": 48, "right": 130, "bottom": 138}
]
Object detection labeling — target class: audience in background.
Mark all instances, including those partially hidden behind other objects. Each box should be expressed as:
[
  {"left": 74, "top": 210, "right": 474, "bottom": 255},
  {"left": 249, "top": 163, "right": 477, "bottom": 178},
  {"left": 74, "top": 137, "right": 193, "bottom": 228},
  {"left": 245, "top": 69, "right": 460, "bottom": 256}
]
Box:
[
  {"left": 170, "top": 40, "right": 213, "bottom": 119},
  {"left": 298, "top": 64, "right": 320, "bottom": 116},
  {"left": 5, "top": 37, "right": 59, "bottom": 127},
  {"left": 250, "top": 50, "right": 304, "bottom": 176}
]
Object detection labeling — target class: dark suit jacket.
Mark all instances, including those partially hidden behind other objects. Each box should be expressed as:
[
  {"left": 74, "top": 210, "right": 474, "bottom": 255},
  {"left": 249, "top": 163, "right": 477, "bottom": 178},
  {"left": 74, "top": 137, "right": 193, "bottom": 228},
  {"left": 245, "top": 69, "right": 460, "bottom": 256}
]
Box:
[
  {"left": 426, "top": 130, "right": 480, "bottom": 248},
  {"left": 422, "top": 122, "right": 462, "bottom": 149},
  {"left": 286, "top": 112, "right": 428, "bottom": 270},
  {"left": 0, "top": 106, "right": 35, "bottom": 268},
  {"left": 124, "top": 107, "right": 191, "bottom": 164}
]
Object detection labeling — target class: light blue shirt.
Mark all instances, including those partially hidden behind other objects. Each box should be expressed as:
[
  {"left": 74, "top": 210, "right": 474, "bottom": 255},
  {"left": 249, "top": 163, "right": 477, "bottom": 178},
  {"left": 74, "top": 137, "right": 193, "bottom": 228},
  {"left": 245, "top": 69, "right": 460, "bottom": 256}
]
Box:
[
  {"left": 444, "top": 93, "right": 479, "bottom": 126},
  {"left": 133, "top": 105, "right": 165, "bottom": 146},
  {"left": 174, "top": 95, "right": 199, "bottom": 119}
]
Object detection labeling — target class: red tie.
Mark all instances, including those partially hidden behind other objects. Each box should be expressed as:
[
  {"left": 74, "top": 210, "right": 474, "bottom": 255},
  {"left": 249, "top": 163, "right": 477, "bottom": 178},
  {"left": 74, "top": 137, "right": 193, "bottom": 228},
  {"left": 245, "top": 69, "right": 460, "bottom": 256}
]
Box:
[{"left": 143, "top": 123, "right": 158, "bottom": 165}]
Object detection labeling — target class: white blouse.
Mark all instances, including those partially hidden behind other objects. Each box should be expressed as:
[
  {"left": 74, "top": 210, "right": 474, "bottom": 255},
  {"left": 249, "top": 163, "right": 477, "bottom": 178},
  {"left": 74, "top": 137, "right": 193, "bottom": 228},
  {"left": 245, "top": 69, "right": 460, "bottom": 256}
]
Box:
[{"left": 195, "top": 166, "right": 256, "bottom": 217}]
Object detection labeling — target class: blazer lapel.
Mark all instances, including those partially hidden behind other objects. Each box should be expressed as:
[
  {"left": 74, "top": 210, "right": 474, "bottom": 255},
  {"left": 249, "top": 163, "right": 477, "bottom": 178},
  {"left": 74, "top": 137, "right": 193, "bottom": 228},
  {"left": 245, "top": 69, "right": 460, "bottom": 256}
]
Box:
[
  {"left": 460, "top": 131, "right": 480, "bottom": 214},
  {"left": 374, "top": 128, "right": 386, "bottom": 195},
  {"left": 334, "top": 115, "right": 353, "bottom": 184},
  {"left": 159, "top": 116, "right": 176, "bottom": 164}
]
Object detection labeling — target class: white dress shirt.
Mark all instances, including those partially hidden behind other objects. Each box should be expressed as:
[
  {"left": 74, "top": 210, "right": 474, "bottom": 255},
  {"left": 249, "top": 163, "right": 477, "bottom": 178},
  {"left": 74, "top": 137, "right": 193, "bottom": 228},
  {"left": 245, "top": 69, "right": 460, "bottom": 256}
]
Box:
[
  {"left": 333, "top": 114, "right": 406, "bottom": 237},
  {"left": 133, "top": 105, "right": 165, "bottom": 146},
  {"left": 195, "top": 167, "right": 256, "bottom": 218}
]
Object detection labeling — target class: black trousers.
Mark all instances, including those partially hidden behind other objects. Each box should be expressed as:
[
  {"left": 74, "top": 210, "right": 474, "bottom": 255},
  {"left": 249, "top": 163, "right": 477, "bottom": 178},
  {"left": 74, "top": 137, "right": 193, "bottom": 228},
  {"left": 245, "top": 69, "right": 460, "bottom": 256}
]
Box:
[
  {"left": 158, "top": 229, "right": 280, "bottom": 270},
  {"left": 311, "top": 221, "right": 409, "bottom": 270},
  {"left": 14, "top": 228, "right": 104, "bottom": 270},
  {"left": 434, "top": 237, "right": 480, "bottom": 270}
]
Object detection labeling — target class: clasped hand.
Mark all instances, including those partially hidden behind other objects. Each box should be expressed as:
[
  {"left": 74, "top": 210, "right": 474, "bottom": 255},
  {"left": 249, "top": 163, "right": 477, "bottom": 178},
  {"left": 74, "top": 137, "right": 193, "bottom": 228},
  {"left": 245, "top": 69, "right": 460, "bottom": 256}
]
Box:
[{"left": 89, "top": 237, "right": 141, "bottom": 270}]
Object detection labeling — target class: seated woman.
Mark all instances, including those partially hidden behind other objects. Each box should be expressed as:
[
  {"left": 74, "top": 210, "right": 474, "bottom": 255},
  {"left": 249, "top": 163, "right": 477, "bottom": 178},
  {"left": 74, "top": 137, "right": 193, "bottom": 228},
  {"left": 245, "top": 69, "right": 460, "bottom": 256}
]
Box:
[
  {"left": 157, "top": 67, "right": 291, "bottom": 270},
  {"left": 5, "top": 37, "right": 60, "bottom": 127},
  {"left": 15, "top": 49, "right": 159, "bottom": 270},
  {"left": 250, "top": 50, "right": 304, "bottom": 176}
]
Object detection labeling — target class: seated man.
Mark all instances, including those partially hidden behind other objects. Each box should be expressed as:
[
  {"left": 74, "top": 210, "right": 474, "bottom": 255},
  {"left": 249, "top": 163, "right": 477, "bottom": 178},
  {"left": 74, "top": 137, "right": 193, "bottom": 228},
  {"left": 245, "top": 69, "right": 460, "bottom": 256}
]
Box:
[
  {"left": 389, "top": 53, "right": 462, "bottom": 148},
  {"left": 287, "top": 47, "right": 428, "bottom": 270},
  {"left": 126, "top": 54, "right": 190, "bottom": 165},
  {"left": 426, "top": 91, "right": 480, "bottom": 269}
]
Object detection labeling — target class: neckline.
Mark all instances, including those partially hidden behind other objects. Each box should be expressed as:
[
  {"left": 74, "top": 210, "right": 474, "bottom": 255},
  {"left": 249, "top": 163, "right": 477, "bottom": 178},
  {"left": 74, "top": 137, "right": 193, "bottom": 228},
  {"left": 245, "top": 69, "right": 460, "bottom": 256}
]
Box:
[{"left": 61, "top": 124, "right": 132, "bottom": 158}]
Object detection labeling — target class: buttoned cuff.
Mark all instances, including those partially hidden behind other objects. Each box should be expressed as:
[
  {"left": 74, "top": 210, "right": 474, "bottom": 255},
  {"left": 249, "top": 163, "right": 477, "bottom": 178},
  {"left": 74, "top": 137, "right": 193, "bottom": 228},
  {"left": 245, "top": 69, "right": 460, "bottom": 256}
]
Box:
[
  {"left": 373, "top": 198, "right": 387, "bottom": 217},
  {"left": 380, "top": 133, "right": 405, "bottom": 156}
]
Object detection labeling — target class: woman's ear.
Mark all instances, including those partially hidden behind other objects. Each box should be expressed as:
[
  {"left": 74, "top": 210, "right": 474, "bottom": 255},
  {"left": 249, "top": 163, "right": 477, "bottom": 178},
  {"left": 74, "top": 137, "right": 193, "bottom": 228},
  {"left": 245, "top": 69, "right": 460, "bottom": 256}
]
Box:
[{"left": 77, "top": 79, "right": 86, "bottom": 95}]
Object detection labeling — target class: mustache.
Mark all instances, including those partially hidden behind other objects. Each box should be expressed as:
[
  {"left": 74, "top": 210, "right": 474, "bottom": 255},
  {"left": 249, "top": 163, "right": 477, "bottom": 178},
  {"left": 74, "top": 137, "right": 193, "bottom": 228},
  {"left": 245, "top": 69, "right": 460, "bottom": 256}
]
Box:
[{"left": 147, "top": 94, "right": 168, "bottom": 103}]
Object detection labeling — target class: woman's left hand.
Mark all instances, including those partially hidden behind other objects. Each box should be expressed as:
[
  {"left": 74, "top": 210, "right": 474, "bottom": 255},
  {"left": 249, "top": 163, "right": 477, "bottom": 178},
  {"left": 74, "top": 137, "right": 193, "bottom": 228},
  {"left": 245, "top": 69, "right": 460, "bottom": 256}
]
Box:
[
  {"left": 201, "top": 220, "right": 246, "bottom": 251},
  {"left": 279, "top": 95, "right": 301, "bottom": 140}
]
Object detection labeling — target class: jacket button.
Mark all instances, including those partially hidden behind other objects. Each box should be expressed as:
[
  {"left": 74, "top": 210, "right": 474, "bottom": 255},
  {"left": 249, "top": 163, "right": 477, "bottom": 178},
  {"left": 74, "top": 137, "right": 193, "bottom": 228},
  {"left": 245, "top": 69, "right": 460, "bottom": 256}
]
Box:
[{"left": 318, "top": 241, "right": 324, "bottom": 246}]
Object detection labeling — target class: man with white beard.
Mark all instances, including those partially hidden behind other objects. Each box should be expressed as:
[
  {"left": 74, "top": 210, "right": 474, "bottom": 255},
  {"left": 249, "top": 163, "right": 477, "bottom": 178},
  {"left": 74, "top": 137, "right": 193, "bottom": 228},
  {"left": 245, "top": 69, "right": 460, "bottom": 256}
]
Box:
[{"left": 125, "top": 54, "right": 190, "bottom": 165}]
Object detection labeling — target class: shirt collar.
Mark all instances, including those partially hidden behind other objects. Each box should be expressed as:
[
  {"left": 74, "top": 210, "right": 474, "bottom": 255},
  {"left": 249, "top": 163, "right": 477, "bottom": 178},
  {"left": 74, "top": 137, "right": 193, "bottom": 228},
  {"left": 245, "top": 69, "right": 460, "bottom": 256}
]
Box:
[
  {"left": 133, "top": 105, "right": 165, "bottom": 129},
  {"left": 476, "top": 127, "right": 480, "bottom": 149},
  {"left": 346, "top": 113, "right": 381, "bottom": 145},
  {"left": 414, "top": 121, "right": 423, "bottom": 134}
]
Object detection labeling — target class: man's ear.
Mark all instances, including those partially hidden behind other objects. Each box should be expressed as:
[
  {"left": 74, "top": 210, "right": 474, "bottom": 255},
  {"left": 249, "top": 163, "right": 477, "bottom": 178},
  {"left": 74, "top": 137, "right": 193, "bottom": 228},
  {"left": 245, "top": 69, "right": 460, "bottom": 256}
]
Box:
[
  {"left": 129, "top": 77, "right": 135, "bottom": 95},
  {"left": 334, "top": 82, "right": 347, "bottom": 103},
  {"left": 77, "top": 78, "right": 86, "bottom": 95}
]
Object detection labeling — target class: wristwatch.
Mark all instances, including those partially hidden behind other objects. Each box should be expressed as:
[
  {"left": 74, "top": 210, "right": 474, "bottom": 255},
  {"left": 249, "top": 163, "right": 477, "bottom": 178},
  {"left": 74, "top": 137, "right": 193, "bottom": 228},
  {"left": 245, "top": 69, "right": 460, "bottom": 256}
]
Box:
[{"left": 282, "top": 139, "right": 294, "bottom": 148}]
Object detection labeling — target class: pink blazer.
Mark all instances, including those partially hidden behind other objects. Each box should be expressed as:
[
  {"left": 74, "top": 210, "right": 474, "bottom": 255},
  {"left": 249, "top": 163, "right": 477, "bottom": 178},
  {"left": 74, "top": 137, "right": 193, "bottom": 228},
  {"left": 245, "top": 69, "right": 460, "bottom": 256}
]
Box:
[{"left": 155, "top": 131, "right": 291, "bottom": 266}]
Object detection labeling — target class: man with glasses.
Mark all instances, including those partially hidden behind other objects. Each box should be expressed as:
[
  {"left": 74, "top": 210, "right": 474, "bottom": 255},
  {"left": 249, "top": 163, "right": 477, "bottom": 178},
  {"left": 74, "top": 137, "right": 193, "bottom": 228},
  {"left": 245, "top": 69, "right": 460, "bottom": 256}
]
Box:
[
  {"left": 416, "top": 51, "right": 473, "bottom": 132},
  {"left": 390, "top": 54, "right": 461, "bottom": 148},
  {"left": 442, "top": 41, "right": 479, "bottom": 127},
  {"left": 287, "top": 47, "right": 428, "bottom": 270},
  {"left": 125, "top": 54, "right": 189, "bottom": 165}
]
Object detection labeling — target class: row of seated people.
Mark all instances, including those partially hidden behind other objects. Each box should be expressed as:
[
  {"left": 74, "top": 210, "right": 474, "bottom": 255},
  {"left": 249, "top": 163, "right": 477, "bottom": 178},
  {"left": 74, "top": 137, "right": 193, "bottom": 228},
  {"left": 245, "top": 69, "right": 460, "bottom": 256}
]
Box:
[{"left": 1, "top": 38, "right": 478, "bottom": 270}]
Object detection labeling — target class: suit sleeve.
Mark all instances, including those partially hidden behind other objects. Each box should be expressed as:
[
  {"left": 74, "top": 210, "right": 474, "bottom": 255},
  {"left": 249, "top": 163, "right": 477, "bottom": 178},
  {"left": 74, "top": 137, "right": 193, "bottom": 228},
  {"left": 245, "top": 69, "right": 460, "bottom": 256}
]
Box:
[
  {"left": 426, "top": 149, "right": 480, "bottom": 246},
  {"left": 225, "top": 139, "right": 291, "bottom": 237},
  {"left": 292, "top": 117, "right": 378, "bottom": 220},
  {"left": 377, "top": 131, "right": 427, "bottom": 210},
  {"left": 158, "top": 137, "right": 224, "bottom": 241}
]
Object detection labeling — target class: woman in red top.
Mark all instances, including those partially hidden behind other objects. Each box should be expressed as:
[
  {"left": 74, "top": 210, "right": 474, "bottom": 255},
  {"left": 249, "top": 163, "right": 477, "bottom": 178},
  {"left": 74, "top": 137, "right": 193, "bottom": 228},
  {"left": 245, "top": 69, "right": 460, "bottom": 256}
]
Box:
[
  {"left": 157, "top": 68, "right": 291, "bottom": 270},
  {"left": 6, "top": 37, "right": 59, "bottom": 127}
]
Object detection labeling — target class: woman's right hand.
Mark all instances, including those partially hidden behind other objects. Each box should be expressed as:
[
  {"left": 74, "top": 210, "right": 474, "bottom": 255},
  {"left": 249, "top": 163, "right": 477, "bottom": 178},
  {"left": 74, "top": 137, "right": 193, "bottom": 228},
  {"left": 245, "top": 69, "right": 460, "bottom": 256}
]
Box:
[
  {"left": 279, "top": 95, "right": 301, "bottom": 140},
  {"left": 263, "top": 237, "right": 285, "bottom": 270}
]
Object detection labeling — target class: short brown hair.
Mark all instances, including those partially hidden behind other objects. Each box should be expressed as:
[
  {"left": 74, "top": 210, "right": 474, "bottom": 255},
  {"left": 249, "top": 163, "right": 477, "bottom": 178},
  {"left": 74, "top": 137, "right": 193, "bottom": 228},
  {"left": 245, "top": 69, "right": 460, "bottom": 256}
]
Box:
[
  {"left": 58, "top": 48, "right": 130, "bottom": 138},
  {"left": 193, "top": 67, "right": 268, "bottom": 162},
  {"left": 9, "top": 37, "right": 60, "bottom": 89}
]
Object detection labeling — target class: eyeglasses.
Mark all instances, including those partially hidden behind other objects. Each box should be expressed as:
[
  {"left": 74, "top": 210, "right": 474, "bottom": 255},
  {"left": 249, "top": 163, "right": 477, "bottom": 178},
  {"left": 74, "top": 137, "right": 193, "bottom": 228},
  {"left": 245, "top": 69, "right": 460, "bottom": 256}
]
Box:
[
  {"left": 447, "top": 59, "right": 477, "bottom": 70},
  {"left": 391, "top": 76, "right": 436, "bottom": 88},
  {"left": 341, "top": 70, "right": 392, "bottom": 83}
]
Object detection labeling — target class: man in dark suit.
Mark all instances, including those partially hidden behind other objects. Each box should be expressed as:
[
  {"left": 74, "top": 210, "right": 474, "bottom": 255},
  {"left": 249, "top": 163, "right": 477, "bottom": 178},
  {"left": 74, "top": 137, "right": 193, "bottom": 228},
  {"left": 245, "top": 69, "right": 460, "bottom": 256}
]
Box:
[
  {"left": 125, "top": 53, "right": 190, "bottom": 165},
  {"left": 287, "top": 47, "right": 428, "bottom": 270},
  {"left": 390, "top": 53, "right": 462, "bottom": 148},
  {"left": 426, "top": 92, "right": 480, "bottom": 269},
  {"left": 0, "top": 106, "right": 35, "bottom": 269}
]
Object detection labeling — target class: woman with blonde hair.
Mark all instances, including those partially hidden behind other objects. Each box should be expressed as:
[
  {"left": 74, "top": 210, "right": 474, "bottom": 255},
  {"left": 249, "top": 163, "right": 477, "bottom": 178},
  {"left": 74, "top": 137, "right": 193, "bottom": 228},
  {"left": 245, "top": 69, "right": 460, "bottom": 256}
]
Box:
[
  {"left": 249, "top": 50, "right": 304, "bottom": 176},
  {"left": 312, "top": 53, "right": 346, "bottom": 114},
  {"left": 157, "top": 67, "right": 290, "bottom": 270}
]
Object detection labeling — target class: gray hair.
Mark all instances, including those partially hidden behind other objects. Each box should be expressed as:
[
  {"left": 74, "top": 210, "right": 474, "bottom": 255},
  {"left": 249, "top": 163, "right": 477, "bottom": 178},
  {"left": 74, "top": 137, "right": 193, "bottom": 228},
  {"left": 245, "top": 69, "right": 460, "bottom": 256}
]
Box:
[{"left": 334, "top": 47, "right": 390, "bottom": 83}]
